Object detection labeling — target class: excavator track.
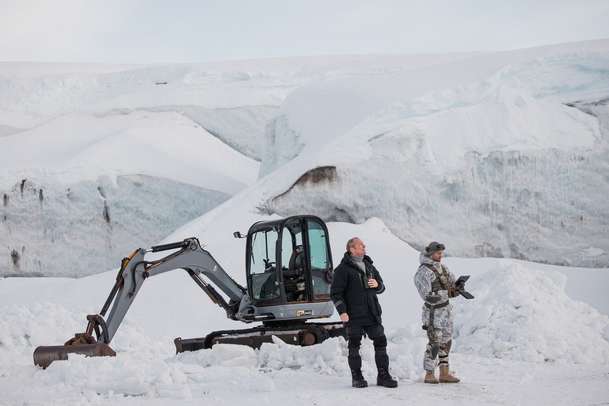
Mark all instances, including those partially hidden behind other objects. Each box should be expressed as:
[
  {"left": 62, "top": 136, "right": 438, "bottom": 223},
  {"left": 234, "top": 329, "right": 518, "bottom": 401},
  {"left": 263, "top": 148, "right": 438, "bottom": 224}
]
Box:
[{"left": 174, "top": 321, "right": 346, "bottom": 353}]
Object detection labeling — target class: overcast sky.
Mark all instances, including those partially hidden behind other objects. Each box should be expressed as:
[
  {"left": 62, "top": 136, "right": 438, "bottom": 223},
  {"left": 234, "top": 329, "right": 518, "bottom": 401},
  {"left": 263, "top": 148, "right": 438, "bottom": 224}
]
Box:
[{"left": 2, "top": 0, "right": 609, "bottom": 63}]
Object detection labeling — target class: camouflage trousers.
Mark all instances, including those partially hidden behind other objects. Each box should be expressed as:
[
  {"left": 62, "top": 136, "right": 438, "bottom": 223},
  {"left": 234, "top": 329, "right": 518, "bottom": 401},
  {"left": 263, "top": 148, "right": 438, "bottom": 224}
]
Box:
[{"left": 422, "top": 303, "right": 453, "bottom": 372}]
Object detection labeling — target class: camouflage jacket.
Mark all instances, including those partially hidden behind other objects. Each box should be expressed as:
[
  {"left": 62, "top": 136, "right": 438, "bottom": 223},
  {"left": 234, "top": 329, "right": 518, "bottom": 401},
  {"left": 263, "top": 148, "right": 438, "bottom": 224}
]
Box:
[{"left": 413, "top": 253, "right": 456, "bottom": 306}]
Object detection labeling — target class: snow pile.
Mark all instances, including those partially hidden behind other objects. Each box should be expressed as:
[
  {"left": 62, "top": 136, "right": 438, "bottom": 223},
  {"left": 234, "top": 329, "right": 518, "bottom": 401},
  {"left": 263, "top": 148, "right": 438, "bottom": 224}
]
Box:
[
  {"left": 454, "top": 263, "right": 609, "bottom": 363},
  {"left": 0, "top": 302, "right": 166, "bottom": 367},
  {"left": 0, "top": 303, "right": 82, "bottom": 367},
  {"left": 0, "top": 301, "right": 423, "bottom": 403}
]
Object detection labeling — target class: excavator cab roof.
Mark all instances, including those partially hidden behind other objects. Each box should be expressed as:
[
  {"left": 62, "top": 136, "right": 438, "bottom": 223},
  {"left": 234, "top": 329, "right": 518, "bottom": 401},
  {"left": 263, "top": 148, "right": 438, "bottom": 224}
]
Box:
[{"left": 245, "top": 214, "right": 324, "bottom": 234}]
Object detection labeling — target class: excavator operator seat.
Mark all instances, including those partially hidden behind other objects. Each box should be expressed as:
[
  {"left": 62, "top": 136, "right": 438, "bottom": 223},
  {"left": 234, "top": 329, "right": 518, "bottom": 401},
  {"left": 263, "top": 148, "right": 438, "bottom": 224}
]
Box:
[
  {"left": 288, "top": 245, "right": 305, "bottom": 274},
  {"left": 284, "top": 244, "right": 306, "bottom": 302}
]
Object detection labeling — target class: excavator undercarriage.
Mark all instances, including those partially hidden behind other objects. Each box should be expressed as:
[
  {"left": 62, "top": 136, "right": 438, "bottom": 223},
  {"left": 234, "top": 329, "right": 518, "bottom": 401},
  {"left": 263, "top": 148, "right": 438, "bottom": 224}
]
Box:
[{"left": 175, "top": 320, "right": 346, "bottom": 353}]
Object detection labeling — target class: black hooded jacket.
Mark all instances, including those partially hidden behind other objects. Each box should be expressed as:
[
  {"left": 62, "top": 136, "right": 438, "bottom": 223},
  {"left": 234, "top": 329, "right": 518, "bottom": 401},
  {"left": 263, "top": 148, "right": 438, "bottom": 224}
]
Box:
[{"left": 330, "top": 252, "right": 386, "bottom": 325}]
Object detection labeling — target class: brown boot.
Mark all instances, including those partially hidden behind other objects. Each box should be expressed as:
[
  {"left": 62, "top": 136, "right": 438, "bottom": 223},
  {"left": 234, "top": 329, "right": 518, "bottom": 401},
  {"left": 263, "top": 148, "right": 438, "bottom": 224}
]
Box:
[
  {"left": 439, "top": 365, "right": 460, "bottom": 383},
  {"left": 424, "top": 370, "right": 439, "bottom": 384}
]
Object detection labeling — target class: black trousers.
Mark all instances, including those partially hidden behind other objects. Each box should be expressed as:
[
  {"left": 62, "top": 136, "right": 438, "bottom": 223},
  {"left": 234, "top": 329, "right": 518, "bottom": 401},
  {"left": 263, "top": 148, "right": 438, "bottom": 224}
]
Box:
[{"left": 346, "top": 322, "right": 389, "bottom": 374}]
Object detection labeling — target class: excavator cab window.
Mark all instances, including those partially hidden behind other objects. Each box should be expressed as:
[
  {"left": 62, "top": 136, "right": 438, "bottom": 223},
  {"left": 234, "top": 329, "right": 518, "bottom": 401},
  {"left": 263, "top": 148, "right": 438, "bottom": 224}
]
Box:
[
  {"left": 249, "top": 227, "right": 281, "bottom": 301},
  {"left": 306, "top": 219, "right": 332, "bottom": 300}
]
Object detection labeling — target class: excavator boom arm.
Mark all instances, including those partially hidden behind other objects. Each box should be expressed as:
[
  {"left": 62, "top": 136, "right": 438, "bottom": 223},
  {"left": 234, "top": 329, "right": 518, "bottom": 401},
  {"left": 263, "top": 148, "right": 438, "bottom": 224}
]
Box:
[
  {"left": 103, "top": 237, "right": 246, "bottom": 343},
  {"left": 33, "top": 237, "right": 246, "bottom": 368}
]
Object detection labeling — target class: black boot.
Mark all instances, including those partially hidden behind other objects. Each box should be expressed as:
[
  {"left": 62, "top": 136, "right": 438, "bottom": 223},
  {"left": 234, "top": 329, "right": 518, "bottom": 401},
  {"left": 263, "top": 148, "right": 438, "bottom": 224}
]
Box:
[
  {"left": 348, "top": 336, "right": 366, "bottom": 388},
  {"left": 351, "top": 370, "right": 368, "bottom": 388},
  {"left": 373, "top": 344, "right": 397, "bottom": 388},
  {"left": 377, "top": 368, "right": 398, "bottom": 388}
]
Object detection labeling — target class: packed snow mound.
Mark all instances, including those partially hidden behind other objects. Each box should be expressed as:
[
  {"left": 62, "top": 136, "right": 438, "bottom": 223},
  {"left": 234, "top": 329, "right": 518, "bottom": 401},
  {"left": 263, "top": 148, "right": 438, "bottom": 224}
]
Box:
[
  {"left": 454, "top": 263, "right": 609, "bottom": 363},
  {"left": 262, "top": 43, "right": 609, "bottom": 267}
]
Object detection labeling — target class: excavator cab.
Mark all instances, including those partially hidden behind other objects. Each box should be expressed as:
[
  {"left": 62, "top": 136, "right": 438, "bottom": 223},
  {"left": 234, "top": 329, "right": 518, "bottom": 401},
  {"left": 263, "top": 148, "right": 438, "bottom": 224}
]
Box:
[{"left": 246, "top": 215, "right": 333, "bottom": 307}]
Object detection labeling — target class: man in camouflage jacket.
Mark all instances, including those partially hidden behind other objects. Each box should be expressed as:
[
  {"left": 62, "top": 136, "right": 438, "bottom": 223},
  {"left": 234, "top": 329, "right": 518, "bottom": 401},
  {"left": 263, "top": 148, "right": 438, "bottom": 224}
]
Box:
[{"left": 413, "top": 241, "right": 460, "bottom": 384}]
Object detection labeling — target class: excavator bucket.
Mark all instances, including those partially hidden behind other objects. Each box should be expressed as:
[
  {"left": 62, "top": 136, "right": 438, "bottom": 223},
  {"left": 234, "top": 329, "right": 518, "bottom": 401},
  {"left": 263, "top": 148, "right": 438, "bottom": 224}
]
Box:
[
  {"left": 33, "top": 343, "right": 116, "bottom": 369},
  {"left": 33, "top": 333, "right": 116, "bottom": 369}
]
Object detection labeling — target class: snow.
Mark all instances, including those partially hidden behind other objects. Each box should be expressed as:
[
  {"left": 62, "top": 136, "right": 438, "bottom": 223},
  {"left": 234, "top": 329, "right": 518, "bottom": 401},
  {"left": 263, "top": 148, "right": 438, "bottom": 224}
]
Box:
[
  {"left": 453, "top": 263, "right": 609, "bottom": 363},
  {"left": 2, "top": 39, "right": 609, "bottom": 405},
  {"left": 262, "top": 40, "right": 609, "bottom": 174},
  {"left": 0, "top": 110, "right": 258, "bottom": 193},
  {"left": 3, "top": 53, "right": 479, "bottom": 277},
  {"left": 0, "top": 108, "right": 263, "bottom": 277},
  {"left": 3, "top": 40, "right": 609, "bottom": 275},
  {"left": 0, "top": 56, "right": 323, "bottom": 276},
  {"left": 260, "top": 41, "right": 609, "bottom": 267},
  {"left": 0, "top": 175, "right": 229, "bottom": 277}
]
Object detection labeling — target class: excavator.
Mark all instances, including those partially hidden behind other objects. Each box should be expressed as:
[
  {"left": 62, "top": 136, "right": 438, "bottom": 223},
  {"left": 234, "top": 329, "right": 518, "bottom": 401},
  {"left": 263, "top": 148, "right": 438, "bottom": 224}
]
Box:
[{"left": 33, "top": 215, "right": 346, "bottom": 368}]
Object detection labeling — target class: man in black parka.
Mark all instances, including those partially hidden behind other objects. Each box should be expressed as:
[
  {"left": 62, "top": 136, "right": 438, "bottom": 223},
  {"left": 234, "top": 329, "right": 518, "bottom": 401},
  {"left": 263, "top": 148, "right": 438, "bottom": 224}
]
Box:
[{"left": 331, "top": 237, "right": 398, "bottom": 388}]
